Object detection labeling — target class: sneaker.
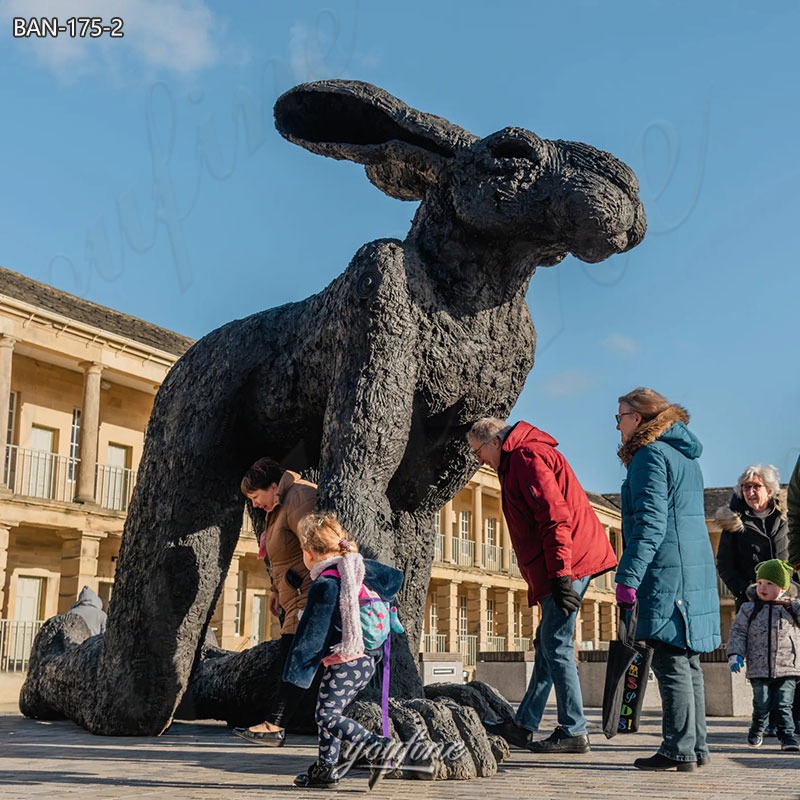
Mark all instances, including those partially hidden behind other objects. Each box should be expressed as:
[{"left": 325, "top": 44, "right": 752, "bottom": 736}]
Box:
[
  {"left": 527, "top": 726, "right": 590, "bottom": 754},
  {"left": 293, "top": 761, "right": 340, "bottom": 789},
  {"left": 780, "top": 737, "right": 800, "bottom": 752},
  {"left": 747, "top": 730, "right": 763, "bottom": 748},
  {"left": 633, "top": 753, "right": 696, "bottom": 772},
  {"left": 696, "top": 753, "right": 711, "bottom": 767},
  {"left": 765, "top": 725, "right": 777, "bottom": 737}
]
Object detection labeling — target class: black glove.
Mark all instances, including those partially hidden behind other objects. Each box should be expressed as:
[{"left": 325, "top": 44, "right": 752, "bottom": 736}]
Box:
[{"left": 550, "top": 576, "right": 581, "bottom": 616}]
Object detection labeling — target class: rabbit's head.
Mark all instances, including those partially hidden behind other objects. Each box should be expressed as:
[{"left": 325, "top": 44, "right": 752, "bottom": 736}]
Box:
[{"left": 275, "top": 80, "right": 645, "bottom": 267}]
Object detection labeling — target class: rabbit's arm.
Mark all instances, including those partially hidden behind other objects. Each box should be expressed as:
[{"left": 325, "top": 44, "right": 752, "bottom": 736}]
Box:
[{"left": 316, "top": 242, "right": 419, "bottom": 558}]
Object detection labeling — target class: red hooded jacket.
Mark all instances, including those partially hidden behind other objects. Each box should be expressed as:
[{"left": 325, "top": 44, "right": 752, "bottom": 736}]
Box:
[{"left": 497, "top": 421, "right": 617, "bottom": 605}]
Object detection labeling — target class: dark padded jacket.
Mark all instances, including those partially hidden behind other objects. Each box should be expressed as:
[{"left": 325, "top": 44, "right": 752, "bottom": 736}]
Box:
[
  {"left": 715, "top": 492, "right": 788, "bottom": 607},
  {"left": 283, "top": 559, "right": 403, "bottom": 689}
]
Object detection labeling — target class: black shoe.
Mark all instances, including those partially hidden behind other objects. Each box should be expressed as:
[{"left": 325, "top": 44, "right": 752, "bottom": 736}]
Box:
[
  {"left": 747, "top": 730, "right": 763, "bottom": 748},
  {"left": 634, "top": 753, "right": 696, "bottom": 772},
  {"left": 232, "top": 726, "right": 286, "bottom": 747},
  {"left": 527, "top": 726, "right": 590, "bottom": 754},
  {"left": 484, "top": 720, "right": 533, "bottom": 748},
  {"left": 366, "top": 737, "right": 397, "bottom": 792},
  {"left": 696, "top": 753, "right": 711, "bottom": 767},
  {"left": 367, "top": 764, "right": 389, "bottom": 792},
  {"left": 765, "top": 726, "right": 777, "bottom": 737},
  {"left": 293, "top": 761, "right": 340, "bottom": 789},
  {"left": 780, "top": 736, "right": 800, "bottom": 752}
]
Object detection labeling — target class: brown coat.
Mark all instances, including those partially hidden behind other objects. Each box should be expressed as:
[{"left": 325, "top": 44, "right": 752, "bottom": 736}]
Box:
[{"left": 263, "top": 471, "right": 317, "bottom": 635}]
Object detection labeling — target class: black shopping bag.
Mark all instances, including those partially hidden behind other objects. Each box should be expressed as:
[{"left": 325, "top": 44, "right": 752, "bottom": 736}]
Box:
[{"left": 601, "top": 602, "right": 654, "bottom": 739}]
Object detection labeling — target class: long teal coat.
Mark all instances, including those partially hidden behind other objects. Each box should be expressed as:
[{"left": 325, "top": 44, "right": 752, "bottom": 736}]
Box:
[{"left": 616, "top": 406, "right": 720, "bottom": 652}]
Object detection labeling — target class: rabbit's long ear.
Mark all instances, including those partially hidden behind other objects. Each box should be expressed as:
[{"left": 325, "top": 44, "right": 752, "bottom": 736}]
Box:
[{"left": 274, "top": 80, "right": 477, "bottom": 200}]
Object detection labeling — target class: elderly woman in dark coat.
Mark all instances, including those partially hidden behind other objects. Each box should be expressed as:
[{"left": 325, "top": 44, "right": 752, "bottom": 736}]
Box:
[
  {"left": 715, "top": 464, "right": 789, "bottom": 611},
  {"left": 614, "top": 387, "right": 720, "bottom": 773}
]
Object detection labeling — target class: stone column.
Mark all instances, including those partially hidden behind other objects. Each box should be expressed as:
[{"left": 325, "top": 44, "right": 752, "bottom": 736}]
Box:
[
  {"left": 499, "top": 511, "right": 511, "bottom": 571},
  {"left": 472, "top": 484, "right": 483, "bottom": 568},
  {"left": 436, "top": 580, "right": 460, "bottom": 653},
  {"left": 0, "top": 335, "right": 16, "bottom": 493},
  {"left": 0, "top": 525, "right": 10, "bottom": 614},
  {"left": 467, "top": 583, "right": 488, "bottom": 652},
  {"left": 74, "top": 362, "right": 103, "bottom": 503},
  {"left": 58, "top": 531, "right": 104, "bottom": 612},
  {"left": 501, "top": 588, "right": 515, "bottom": 650},
  {"left": 522, "top": 595, "right": 536, "bottom": 641},
  {"left": 582, "top": 600, "right": 601, "bottom": 648},
  {"left": 601, "top": 601, "right": 615, "bottom": 643},
  {"left": 443, "top": 500, "right": 455, "bottom": 563},
  {"left": 216, "top": 552, "right": 243, "bottom": 649}
]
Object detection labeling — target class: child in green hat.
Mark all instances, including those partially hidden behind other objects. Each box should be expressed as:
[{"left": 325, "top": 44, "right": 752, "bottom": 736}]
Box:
[{"left": 727, "top": 559, "right": 800, "bottom": 751}]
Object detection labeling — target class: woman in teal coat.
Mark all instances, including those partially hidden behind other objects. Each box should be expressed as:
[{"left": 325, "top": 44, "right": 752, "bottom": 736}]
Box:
[{"left": 615, "top": 387, "right": 720, "bottom": 773}]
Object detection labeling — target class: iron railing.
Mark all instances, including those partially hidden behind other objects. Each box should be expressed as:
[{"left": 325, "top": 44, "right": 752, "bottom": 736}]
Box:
[
  {"left": 421, "top": 633, "right": 448, "bottom": 653},
  {"left": 433, "top": 533, "right": 445, "bottom": 563},
  {"left": 485, "top": 635, "right": 506, "bottom": 652},
  {"left": 457, "top": 634, "right": 478, "bottom": 666},
  {"left": 0, "top": 619, "right": 44, "bottom": 672},
  {"left": 452, "top": 537, "right": 475, "bottom": 567},
  {"left": 3, "top": 445, "right": 78, "bottom": 503},
  {"left": 482, "top": 543, "right": 502, "bottom": 572},
  {"left": 95, "top": 463, "right": 135, "bottom": 511}
]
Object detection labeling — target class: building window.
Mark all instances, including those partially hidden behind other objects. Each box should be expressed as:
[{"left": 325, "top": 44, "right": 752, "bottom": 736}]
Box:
[
  {"left": 513, "top": 601, "right": 520, "bottom": 637},
  {"left": 251, "top": 593, "right": 268, "bottom": 644},
  {"left": 97, "top": 581, "right": 113, "bottom": 609},
  {"left": 486, "top": 598, "right": 495, "bottom": 636},
  {"left": 486, "top": 517, "right": 496, "bottom": 547},
  {"left": 6, "top": 391, "right": 16, "bottom": 444},
  {"left": 98, "top": 443, "right": 132, "bottom": 511},
  {"left": 428, "top": 598, "right": 438, "bottom": 635},
  {"left": 4, "top": 391, "right": 16, "bottom": 486},
  {"left": 234, "top": 573, "right": 245, "bottom": 637},
  {"left": 14, "top": 575, "right": 45, "bottom": 622},
  {"left": 68, "top": 408, "right": 80, "bottom": 482},
  {"left": 27, "top": 425, "right": 56, "bottom": 499},
  {"left": 459, "top": 510, "right": 470, "bottom": 539},
  {"left": 458, "top": 595, "right": 468, "bottom": 637}
]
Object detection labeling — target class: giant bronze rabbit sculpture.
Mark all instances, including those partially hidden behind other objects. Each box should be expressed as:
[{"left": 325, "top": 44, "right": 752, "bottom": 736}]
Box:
[{"left": 22, "top": 80, "right": 645, "bottom": 735}]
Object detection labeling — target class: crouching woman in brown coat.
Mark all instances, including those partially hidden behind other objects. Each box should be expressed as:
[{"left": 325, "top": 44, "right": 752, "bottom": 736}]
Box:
[{"left": 232, "top": 457, "right": 317, "bottom": 746}]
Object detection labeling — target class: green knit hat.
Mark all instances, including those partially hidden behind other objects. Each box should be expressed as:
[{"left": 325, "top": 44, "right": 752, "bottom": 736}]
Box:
[{"left": 755, "top": 559, "right": 793, "bottom": 591}]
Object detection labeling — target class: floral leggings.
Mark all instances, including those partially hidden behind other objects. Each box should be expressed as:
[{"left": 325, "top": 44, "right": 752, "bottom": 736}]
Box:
[{"left": 316, "top": 654, "right": 380, "bottom": 764}]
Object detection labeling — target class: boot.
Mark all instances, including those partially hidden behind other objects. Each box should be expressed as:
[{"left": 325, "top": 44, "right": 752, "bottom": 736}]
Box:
[{"left": 293, "top": 760, "right": 340, "bottom": 789}]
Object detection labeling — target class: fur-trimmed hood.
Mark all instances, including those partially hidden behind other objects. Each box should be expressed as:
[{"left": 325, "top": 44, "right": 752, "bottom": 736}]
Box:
[
  {"left": 617, "top": 404, "right": 700, "bottom": 467},
  {"left": 715, "top": 490, "right": 788, "bottom": 533}
]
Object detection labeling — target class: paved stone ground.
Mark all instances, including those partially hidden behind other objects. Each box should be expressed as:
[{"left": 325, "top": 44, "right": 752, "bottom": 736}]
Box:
[{"left": 0, "top": 708, "right": 796, "bottom": 800}]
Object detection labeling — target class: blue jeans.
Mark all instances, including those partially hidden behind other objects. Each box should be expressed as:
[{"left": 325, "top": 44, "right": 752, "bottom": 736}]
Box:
[
  {"left": 751, "top": 677, "right": 796, "bottom": 739},
  {"left": 515, "top": 575, "right": 590, "bottom": 737},
  {"left": 649, "top": 642, "right": 708, "bottom": 762}
]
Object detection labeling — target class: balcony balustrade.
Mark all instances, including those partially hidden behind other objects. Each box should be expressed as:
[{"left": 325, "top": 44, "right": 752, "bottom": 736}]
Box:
[{"left": 0, "top": 619, "right": 44, "bottom": 672}]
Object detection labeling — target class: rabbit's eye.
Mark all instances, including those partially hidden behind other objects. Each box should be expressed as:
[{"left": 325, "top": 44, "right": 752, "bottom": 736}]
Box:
[{"left": 488, "top": 140, "right": 539, "bottom": 161}]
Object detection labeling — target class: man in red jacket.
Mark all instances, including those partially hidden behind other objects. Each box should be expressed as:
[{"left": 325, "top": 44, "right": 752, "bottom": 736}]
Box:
[{"left": 468, "top": 417, "right": 617, "bottom": 754}]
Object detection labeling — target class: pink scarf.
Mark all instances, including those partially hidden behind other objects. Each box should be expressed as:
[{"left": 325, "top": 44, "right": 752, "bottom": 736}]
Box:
[{"left": 311, "top": 552, "right": 365, "bottom": 659}]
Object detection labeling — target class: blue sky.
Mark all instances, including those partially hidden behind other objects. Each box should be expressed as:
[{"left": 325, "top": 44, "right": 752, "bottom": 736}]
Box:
[{"left": 1, "top": 1, "right": 798, "bottom": 493}]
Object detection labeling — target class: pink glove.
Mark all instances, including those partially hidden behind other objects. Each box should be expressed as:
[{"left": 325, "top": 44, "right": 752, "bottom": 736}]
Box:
[{"left": 616, "top": 584, "right": 637, "bottom": 607}]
